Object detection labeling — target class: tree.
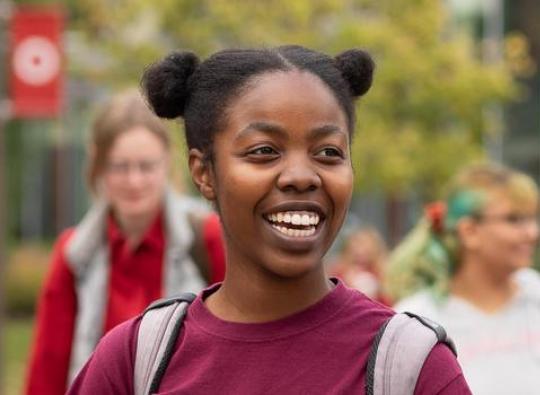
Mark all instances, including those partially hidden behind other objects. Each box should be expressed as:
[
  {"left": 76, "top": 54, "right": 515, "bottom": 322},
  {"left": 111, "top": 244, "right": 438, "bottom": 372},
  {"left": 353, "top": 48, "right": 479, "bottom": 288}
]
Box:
[{"left": 66, "top": 0, "right": 526, "bottom": 198}]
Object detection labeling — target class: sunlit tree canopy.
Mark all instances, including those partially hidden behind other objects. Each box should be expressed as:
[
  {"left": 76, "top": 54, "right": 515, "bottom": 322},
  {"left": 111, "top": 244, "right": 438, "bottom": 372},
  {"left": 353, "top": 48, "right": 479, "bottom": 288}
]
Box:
[{"left": 17, "top": 0, "right": 528, "bottom": 197}]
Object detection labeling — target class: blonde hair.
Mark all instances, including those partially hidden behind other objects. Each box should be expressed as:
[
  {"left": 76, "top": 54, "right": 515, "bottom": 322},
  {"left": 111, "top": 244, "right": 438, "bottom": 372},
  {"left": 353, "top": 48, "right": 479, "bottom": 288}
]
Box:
[
  {"left": 386, "top": 162, "right": 538, "bottom": 301},
  {"left": 86, "top": 89, "right": 171, "bottom": 193}
]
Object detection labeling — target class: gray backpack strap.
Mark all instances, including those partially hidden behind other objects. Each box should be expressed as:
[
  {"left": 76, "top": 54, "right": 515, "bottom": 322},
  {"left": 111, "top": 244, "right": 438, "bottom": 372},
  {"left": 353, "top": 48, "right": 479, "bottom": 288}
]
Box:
[
  {"left": 365, "top": 312, "right": 456, "bottom": 395},
  {"left": 134, "top": 292, "right": 196, "bottom": 395}
]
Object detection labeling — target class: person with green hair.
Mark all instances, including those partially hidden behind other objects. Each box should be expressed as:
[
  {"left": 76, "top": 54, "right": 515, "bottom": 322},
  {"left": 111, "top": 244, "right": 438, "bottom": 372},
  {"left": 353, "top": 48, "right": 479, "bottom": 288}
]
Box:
[{"left": 387, "top": 162, "right": 540, "bottom": 395}]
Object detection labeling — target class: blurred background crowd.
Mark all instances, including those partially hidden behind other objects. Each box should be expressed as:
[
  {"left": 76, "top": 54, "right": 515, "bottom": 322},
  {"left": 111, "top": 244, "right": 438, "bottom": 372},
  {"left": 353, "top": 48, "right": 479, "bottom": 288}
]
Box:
[{"left": 0, "top": 0, "right": 538, "bottom": 394}]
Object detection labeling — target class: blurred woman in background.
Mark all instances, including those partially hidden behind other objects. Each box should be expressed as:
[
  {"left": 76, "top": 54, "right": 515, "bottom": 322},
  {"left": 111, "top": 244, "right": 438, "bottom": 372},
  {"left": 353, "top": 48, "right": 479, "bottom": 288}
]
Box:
[
  {"left": 329, "top": 226, "right": 390, "bottom": 304},
  {"left": 387, "top": 162, "right": 540, "bottom": 395},
  {"left": 25, "top": 89, "right": 225, "bottom": 395}
]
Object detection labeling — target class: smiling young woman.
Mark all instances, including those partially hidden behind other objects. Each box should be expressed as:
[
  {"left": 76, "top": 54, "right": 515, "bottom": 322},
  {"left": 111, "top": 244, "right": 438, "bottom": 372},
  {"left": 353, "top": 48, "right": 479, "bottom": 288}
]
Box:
[{"left": 67, "top": 46, "right": 471, "bottom": 394}]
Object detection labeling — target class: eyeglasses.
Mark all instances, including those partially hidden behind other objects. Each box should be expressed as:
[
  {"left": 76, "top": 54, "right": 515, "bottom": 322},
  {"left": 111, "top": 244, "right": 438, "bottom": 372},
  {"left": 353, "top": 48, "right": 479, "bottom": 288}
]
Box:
[
  {"left": 106, "top": 158, "right": 164, "bottom": 176},
  {"left": 473, "top": 213, "right": 539, "bottom": 227}
]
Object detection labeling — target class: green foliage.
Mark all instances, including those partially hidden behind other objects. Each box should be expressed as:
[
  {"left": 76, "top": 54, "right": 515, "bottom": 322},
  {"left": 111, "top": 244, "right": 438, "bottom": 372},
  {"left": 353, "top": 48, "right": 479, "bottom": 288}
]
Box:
[
  {"left": 2, "top": 318, "right": 34, "bottom": 395},
  {"left": 64, "top": 0, "right": 524, "bottom": 197}
]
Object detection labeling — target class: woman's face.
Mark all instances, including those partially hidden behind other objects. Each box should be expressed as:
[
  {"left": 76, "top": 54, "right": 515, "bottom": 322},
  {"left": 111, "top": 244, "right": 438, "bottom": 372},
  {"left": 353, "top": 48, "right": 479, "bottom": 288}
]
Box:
[
  {"left": 344, "top": 232, "right": 382, "bottom": 269},
  {"left": 464, "top": 192, "right": 539, "bottom": 274},
  {"left": 102, "top": 126, "right": 169, "bottom": 222},
  {"left": 195, "top": 70, "right": 353, "bottom": 279}
]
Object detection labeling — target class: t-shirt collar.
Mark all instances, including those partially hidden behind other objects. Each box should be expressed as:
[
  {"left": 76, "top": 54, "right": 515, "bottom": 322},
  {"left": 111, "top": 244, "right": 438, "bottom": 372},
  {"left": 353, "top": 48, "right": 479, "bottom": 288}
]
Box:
[
  {"left": 189, "top": 278, "right": 353, "bottom": 341},
  {"left": 107, "top": 209, "right": 165, "bottom": 251}
]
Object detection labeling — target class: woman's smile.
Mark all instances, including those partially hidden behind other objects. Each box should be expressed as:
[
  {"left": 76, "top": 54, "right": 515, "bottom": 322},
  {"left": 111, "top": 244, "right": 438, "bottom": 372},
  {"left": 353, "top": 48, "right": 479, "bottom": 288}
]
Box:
[
  {"left": 266, "top": 211, "right": 319, "bottom": 237},
  {"left": 261, "top": 201, "right": 326, "bottom": 251}
]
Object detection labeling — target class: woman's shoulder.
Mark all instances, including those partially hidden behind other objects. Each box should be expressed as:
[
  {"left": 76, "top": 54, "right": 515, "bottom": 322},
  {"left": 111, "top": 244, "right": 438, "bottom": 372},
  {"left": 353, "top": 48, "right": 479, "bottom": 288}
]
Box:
[
  {"left": 336, "top": 285, "right": 395, "bottom": 331},
  {"left": 415, "top": 343, "right": 471, "bottom": 394},
  {"left": 342, "top": 287, "right": 470, "bottom": 394},
  {"left": 54, "top": 227, "right": 76, "bottom": 250},
  {"left": 98, "top": 315, "right": 140, "bottom": 357},
  {"left": 47, "top": 227, "right": 76, "bottom": 271},
  {"left": 515, "top": 268, "right": 540, "bottom": 300},
  {"left": 68, "top": 316, "right": 141, "bottom": 394}
]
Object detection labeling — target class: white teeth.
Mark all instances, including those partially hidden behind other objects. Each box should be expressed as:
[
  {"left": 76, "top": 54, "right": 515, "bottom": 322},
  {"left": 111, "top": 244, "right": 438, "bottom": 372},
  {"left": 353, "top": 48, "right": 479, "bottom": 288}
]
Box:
[
  {"left": 271, "top": 224, "right": 316, "bottom": 238},
  {"left": 266, "top": 211, "right": 320, "bottom": 226}
]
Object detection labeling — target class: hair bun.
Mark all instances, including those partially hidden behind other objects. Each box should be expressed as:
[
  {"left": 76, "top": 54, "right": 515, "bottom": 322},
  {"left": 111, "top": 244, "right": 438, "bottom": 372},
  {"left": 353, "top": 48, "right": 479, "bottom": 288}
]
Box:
[
  {"left": 141, "top": 51, "right": 200, "bottom": 119},
  {"left": 334, "top": 49, "right": 375, "bottom": 97}
]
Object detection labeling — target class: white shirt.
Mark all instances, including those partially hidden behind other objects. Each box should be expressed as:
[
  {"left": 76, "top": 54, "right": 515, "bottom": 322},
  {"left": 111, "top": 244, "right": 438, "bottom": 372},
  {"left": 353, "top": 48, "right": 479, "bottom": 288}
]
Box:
[{"left": 395, "top": 268, "right": 540, "bottom": 395}]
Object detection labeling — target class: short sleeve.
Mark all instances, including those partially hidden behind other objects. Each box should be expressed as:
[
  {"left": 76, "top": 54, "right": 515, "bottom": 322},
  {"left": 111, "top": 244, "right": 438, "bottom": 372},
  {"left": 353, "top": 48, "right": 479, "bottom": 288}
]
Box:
[{"left": 414, "top": 343, "right": 472, "bottom": 394}]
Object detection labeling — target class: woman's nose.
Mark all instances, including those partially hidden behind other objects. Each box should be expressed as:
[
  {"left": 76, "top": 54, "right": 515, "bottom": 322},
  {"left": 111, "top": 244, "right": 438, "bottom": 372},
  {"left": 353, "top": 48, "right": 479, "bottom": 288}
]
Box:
[
  {"left": 276, "top": 156, "right": 322, "bottom": 192},
  {"left": 125, "top": 165, "right": 146, "bottom": 185}
]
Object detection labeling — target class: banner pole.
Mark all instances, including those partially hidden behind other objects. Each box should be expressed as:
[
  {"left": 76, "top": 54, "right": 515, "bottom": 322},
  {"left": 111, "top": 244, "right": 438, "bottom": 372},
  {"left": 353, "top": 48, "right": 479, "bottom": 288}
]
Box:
[
  {"left": 0, "top": 102, "right": 9, "bottom": 395},
  {"left": 0, "top": 1, "right": 13, "bottom": 392}
]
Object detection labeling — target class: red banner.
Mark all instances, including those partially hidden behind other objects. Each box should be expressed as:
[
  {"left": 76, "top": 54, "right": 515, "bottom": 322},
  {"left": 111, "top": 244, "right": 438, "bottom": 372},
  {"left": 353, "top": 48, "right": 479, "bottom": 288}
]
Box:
[{"left": 9, "top": 8, "right": 64, "bottom": 118}]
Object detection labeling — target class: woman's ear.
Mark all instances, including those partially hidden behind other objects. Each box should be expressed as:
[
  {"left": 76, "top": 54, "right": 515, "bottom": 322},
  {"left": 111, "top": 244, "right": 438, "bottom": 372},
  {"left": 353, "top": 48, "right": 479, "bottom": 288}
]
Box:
[
  {"left": 189, "top": 148, "right": 216, "bottom": 201},
  {"left": 456, "top": 217, "right": 479, "bottom": 251}
]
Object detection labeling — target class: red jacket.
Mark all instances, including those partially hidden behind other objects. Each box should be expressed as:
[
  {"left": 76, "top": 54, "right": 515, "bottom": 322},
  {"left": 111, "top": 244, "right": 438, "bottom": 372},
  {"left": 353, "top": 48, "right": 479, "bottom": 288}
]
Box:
[{"left": 25, "top": 213, "right": 225, "bottom": 395}]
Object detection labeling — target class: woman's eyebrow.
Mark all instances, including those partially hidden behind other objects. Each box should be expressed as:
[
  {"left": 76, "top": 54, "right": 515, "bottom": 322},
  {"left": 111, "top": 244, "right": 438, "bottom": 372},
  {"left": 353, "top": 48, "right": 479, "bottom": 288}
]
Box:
[
  {"left": 308, "top": 124, "right": 346, "bottom": 140},
  {"left": 237, "top": 121, "right": 288, "bottom": 139},
  {"left": 236, "top": 122, "right": 345, "bottom": 140}
]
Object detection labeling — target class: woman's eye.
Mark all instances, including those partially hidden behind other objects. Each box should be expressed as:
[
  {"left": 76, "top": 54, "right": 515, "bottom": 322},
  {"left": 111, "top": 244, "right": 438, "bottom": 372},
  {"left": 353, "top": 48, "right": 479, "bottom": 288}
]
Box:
[
  {"left": 256, "top": 147, "right": 275, "bottom": 154},
  {"left": 248, "top": 146, "right": 278, "bottom": 156},
  {"left": 316, "top": 147, "right": 343, "bottom": 158},
  {"left": 247, "top": 145, "right": 279, "bottom": 159}
]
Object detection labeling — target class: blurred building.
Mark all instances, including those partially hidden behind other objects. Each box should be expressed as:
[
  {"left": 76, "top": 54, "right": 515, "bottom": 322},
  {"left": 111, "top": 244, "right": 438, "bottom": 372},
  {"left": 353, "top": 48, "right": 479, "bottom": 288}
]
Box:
[
  {"left": 503, "top": 1, "right": 539, "bottom": 180},
  {"left": 448, "top": 0, "right": 539, "bottom": 181}
]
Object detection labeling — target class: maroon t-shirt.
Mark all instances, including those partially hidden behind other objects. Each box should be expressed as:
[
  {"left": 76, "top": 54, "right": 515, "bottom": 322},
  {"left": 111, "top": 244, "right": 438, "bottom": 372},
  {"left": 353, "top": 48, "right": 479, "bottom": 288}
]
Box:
[{"left": 69, "top": 280, "right": 471, "bottom": 394}]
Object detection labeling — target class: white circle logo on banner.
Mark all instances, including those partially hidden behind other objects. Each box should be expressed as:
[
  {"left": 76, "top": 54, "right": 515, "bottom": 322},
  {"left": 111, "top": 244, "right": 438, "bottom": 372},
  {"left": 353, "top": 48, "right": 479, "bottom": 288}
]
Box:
[{"left": 12, "top": 35, "right": 61, "bottom": 86}]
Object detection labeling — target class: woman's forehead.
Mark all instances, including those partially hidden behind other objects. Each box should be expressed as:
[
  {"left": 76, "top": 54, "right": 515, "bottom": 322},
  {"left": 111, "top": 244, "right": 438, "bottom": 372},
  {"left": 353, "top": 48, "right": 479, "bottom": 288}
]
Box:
[
  {"left": 240, "top": 70, "right": 337, "bottom": 102},
  {"left": 484, "top": 189, "right": 538, "bottom": 213},
  {"left": 225, "top": 70, "right": 348, "bottom": 127}
]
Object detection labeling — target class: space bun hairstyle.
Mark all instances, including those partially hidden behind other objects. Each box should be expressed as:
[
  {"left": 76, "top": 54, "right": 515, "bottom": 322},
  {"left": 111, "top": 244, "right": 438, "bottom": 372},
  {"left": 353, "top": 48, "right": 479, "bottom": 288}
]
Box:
[
  {"left": 143, "top": 51, "right": 200, "bottom": 119},
  {"left": 334, "top": 49, "right": 374, "bottom": 97},
  {"left": 142, "top": 45, "right": 374, "bottom": 161}
]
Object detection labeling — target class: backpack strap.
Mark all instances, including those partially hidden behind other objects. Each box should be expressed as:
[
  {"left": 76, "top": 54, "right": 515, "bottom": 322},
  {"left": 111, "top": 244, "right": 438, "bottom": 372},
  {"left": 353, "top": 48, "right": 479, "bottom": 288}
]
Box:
[
  {"left": 365, "top": 312, "right": 457, "bottom": 395},
  {"left": 134, "top": 292, "right": 196, "bottom": 395}
]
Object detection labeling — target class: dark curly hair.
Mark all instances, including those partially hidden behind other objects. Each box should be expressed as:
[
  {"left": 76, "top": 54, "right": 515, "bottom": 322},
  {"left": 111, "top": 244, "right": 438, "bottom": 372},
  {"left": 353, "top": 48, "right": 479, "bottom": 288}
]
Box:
[{"left": 142, "top": 45, "right": 374, "bottom": 161}]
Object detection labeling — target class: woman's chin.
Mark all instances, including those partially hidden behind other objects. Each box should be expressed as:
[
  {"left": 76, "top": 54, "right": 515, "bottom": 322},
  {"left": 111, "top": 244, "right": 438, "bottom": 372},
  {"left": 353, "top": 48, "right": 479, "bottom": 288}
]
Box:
[
  {"left": 114, "top": 199, "right": 158, "bottom": 221},
  {"left": 261, "top": 256, "right": 324, "bottom": 280}
]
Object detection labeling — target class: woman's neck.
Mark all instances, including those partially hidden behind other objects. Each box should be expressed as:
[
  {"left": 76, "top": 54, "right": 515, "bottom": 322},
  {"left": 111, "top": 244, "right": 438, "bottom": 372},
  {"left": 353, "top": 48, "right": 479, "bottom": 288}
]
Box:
[
  {"left": 114, "top": 209, "right": 159, "bottom": 249},
  {"left": 450, "top": 257, "right": 517, "bottom": 314},
  {"left": 206, "top": 263, "right": 332, "bottom": 323}
]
